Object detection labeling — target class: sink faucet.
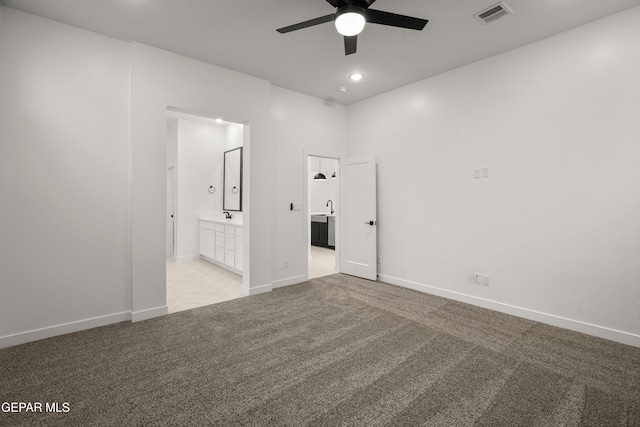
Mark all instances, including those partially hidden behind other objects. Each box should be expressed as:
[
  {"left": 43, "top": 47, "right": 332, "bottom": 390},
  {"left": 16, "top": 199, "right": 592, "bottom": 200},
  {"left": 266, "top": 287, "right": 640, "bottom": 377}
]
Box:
[
  {"left": 223, "top": 211, "right": 232, "bottom": 219},
  {"left": 326, "top": 200, "right": 334, "bottom": 215}
]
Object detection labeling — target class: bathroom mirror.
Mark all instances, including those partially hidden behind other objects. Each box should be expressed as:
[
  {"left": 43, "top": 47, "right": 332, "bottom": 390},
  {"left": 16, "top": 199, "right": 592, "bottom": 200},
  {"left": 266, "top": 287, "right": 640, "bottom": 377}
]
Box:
[{"left": 223, "top": 147, "right": 243, "bottom": 211}]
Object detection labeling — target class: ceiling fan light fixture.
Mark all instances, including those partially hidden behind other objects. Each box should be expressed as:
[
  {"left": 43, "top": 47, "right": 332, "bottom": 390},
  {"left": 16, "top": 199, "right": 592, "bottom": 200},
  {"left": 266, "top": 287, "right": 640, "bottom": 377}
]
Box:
[
  {"left": 335, "top": 9, "right": 366, "bottom": 36},
  {"left": 350, "top": 72, "right": 364, "bottom": 81}
]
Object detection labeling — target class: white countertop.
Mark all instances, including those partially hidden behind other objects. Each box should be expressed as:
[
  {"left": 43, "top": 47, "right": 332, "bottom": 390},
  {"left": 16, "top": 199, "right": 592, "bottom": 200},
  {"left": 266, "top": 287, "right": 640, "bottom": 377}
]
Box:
[
  {"left": 310, "top": 212, "right": 335, "bottom": 217},
  {"left": 199, "top": 215, "right": 243, "bottom": 226}
]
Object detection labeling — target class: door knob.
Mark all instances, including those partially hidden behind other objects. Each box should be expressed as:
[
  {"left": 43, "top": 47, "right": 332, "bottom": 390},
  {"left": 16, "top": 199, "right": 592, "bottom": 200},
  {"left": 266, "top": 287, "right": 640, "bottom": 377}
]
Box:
[{"left": 364, "top": 221, "right": 377, "bottom": 225}]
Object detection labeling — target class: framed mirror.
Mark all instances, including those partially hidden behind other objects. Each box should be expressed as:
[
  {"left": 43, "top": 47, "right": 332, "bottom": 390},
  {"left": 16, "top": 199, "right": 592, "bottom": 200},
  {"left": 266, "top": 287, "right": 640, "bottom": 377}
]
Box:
[{"left": 223, "top": 147, "right": 243, "bottom": 211}]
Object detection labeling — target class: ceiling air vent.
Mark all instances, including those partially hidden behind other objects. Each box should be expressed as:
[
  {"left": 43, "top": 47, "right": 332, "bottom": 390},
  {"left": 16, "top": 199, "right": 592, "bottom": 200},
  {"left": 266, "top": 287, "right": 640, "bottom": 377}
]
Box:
[{"left": 474, "top": 2, "right": 513, "bottom": 25}]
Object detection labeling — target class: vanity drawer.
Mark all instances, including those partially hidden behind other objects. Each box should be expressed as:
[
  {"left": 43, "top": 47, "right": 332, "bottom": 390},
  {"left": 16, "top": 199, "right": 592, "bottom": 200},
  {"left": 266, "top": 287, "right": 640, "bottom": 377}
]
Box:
[
  {"left": 235, "top": 227, "right": 243, "bottom": 237},
  {"left": 200, "top": 221, "right": 216, "bottom": 231},
  {"left": 216, "top": 224, "right": 225, "bottom": 232},
  {"left": 216, "top": 231, "right": 224, "bottom": 247},
  {"left": 225, "top": 225, "right": 235, "bottom": 235}
]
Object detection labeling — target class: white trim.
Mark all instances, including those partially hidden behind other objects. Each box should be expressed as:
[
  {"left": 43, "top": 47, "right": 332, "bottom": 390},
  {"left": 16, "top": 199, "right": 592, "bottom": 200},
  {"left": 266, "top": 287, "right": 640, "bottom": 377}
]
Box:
[
  {"left": 0, "top": 311, "right": 131, "bottom": 349},
  {"left": 303, "top": 149, "right": 345, "bottom": 280},
  {"left": 272, "top": 274, "right": 307, "bottom": 289},
  {"left": 175, "top": 254, "right": 202, "bottom": 263},
  {"left": 242, "top": 282, "right": 272, "bottom": 296},
  {"left": 131, "top": 305, "right": 168, "bottom": 322},
  {"left": 378, "top": 274, "right": 640, "bottom": 348},
  {"left": 201, "top": 255, "right": 242, "bottom": 275}
]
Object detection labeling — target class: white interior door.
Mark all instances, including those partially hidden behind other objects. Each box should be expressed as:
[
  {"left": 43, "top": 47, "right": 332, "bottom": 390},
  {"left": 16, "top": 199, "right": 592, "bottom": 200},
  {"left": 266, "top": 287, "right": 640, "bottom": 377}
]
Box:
[
  {"left": 166, "top": 167, "right": 175, "bottom": 257},
  {"left": 340, "top": 155, "right": 377, "bottom": 280}
]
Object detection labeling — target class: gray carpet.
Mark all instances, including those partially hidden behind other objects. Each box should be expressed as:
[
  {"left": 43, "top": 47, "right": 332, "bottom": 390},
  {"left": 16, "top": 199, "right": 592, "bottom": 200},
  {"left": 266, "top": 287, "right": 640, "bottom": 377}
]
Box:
[{"left": 1, "top": 274, "right": 639, "bottom": 426}]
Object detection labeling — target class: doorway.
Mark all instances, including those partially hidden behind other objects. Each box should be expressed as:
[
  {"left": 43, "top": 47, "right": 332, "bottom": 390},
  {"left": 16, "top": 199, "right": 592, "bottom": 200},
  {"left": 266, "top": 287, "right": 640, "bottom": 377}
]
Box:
[
  {"left": 307, "top": 154, "right": 339, "bottom": 279},
  {"left": 165, "top": 109, "right": 246, "bottom": 313}
]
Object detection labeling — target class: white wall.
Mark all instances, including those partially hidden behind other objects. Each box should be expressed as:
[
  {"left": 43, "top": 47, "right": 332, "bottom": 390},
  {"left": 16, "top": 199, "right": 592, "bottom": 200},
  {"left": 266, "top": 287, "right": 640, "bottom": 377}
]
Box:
[
  {"left": 175, "top": 118, "right": 225, "bottom": 260},
  {"left": 4, "top": 4, "right": 637, "bottom": 348},
  {"left": 0, "top": 7, "right": 348, "bottom": 347},
  {"left": 130, "top": 42, "right": 274, "bottom": 313},
  {"left": 270, "top": 87, "right": 347, "bottom": 287},
  {"left": 225, "top": 122, "right": 244, "bottom": 151},
  {"left": 347, "top": 7, "right": 640, "bottom": 345},
  {"left": 0, "top": 8, "right": 131, "bottom": 345}
]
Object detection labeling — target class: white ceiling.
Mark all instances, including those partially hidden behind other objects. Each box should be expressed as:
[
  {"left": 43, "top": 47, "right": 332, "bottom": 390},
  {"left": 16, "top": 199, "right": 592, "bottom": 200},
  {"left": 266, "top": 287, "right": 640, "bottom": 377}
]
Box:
[{"left": 4, "top": 0, "right": 639, "bottom": 105}]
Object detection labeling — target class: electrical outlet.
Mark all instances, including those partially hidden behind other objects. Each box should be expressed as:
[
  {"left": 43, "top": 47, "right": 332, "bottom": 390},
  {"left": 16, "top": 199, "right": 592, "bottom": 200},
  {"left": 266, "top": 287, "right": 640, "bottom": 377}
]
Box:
[
  {"left": 284, "top": 259, "right": 288, "bottom": 269},
  {"left": 481, "top": 274, "right": 490, "bottom": 286},
  {"left": 473, "top": 272, "right": 489, "bottom": 285}
]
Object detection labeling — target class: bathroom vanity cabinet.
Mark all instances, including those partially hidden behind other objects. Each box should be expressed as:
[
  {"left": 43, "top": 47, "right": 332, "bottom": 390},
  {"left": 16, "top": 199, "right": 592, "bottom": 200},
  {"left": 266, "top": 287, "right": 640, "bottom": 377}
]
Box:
[
  {"left": 311, "top": 214, "right": 335, "bottom": 249},
  {"left": 199, "top": 217, "right": 242, "bottom": 274},
  {"left": 311, "top": 220, "right": 328, "bottom": 247}
]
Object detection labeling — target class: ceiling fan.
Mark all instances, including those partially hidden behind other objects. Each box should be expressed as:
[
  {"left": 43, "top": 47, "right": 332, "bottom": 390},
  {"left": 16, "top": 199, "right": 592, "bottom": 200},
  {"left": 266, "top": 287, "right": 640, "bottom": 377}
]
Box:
[{"left": 276, "top": 0, "right": 429, "bottom": 55}]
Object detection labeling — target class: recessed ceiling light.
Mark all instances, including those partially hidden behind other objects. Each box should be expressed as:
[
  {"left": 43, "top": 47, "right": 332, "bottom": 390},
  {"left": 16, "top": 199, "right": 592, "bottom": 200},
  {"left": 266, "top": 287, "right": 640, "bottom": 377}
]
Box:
[
  {"left": 215, "top": 118, "right": 224, "bottom": 123},
  {"left": 350, "top": 73, "right": 364, "bottom": 81}
]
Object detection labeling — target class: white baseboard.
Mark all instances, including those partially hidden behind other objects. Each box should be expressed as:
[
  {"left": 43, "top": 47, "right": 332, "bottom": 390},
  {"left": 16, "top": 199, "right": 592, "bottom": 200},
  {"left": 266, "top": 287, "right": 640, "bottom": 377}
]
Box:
[
  {"left": 272, "top": 275, "right": 307, "bottom": 289},
  {"left": 0, "top": 311, "right": 131, "bottom": 349},
  {"left": 131, "top": 305, "right": 168, "bottom": 322},
  {"left": 202, "top": 256, "right": 242, "bottom": 275},
  {"left": 242, "top": 282, "right": 272, "bottom": 296},
  {"left": 378, "top": 274, "right": 640, "bottom": 348},
  {"left": 176, "top": 255, "right": 202, "bottom": 263}
]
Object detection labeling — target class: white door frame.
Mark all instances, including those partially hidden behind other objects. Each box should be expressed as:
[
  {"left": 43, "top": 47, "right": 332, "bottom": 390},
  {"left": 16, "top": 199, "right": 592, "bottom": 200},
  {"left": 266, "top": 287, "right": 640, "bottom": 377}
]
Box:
[
  {"left": 166, "top": 165, "right": 177, "bottom": 259},
  {"left": 303, "top": 149, "right": 344, "bottom": 279}
]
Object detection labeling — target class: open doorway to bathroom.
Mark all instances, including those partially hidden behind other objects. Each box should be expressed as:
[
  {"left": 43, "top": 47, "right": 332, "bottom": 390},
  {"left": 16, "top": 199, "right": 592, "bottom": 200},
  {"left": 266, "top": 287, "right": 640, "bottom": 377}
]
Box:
[
  {"left": 166, "top": 108, "right": 246, "bottom": 313},
  {"left": 308, "top": 155, "right": 339, "bottom": 279}
]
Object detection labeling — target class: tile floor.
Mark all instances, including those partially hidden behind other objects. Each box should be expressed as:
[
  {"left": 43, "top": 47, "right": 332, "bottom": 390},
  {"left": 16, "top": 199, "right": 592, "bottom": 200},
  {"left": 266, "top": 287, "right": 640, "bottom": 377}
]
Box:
[
  {"left": 166, "top": 246, "right": 336, "bottom": 313},
  {"left": 166, "top": 258, "right": 244, "bottom": 314},
  {"left": 309, "top": 246, "right": 337, "bottom": 279}
]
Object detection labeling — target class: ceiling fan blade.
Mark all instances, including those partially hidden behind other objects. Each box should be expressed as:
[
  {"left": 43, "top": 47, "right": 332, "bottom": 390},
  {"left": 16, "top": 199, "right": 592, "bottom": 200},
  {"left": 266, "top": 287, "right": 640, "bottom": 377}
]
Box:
[
  {"left": 363, "top": 0, "right": 378, "bottom": 6},
  {"left": 276, "top": 14, "right": 335, "bottom": 34},
  {"left": 325, "top": 0, "right": 340, "bottom": 7},
  {"left": 363, "top": 9, "right": 428, "bottom": 31},
  {"left": 344, "top": 35, "right": 357, "bottom": 55}
]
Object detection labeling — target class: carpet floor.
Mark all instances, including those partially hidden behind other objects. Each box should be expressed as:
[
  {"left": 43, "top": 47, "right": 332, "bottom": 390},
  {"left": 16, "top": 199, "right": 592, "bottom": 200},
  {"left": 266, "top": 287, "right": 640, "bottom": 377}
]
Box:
[{"left": 1, "top": 274, "right": 639, "bottom": 426}]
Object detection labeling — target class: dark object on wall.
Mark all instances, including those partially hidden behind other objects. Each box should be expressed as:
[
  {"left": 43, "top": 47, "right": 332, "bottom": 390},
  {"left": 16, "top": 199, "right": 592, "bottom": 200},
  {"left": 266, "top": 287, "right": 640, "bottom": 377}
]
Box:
[{"left": 223, "top": 147, "right": 243, "bottom": 211}]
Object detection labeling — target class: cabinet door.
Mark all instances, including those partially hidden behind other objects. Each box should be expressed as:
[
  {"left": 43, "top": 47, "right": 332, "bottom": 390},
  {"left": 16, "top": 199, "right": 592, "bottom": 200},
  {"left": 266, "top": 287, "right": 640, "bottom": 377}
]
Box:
[
  {"left": 225, "top": 233, "right": 235, "bottom": 251},
  {"left": 199, "top": 228, "right": 215, "bottom": 258},
  {"left": 216, "top": 247, "right": 225, "bottom": 262},
  {"left": 319, "top": 223, "right": 329, "bottom": 247},
  {"left": 225, "top": 249, "right": 235, "bottom": 267},
  {"left": 311, "top": 222, "right": 321, "bottom": 246},
  {"left": 215, "top": 231, "right": 225, "bottom": 261}
]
